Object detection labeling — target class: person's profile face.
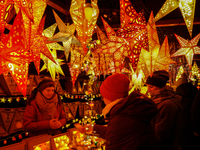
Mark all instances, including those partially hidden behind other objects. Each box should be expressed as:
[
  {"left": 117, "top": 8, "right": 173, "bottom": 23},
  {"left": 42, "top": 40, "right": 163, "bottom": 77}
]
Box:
[{"left": 41, "top": 86, "right": 55, "bottom": 99}]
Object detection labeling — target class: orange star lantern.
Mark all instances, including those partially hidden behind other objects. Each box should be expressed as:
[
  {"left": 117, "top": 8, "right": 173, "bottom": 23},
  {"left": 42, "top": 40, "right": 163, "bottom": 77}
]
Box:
[
  {"left": 0, "top": 10, "right": 32, "bottom": 96},
  {"left": 171, "top": 33, "right": 200, "bottom": 68},
  {"left": 69, "top": 0, "right": 99, "bottom": 55}
]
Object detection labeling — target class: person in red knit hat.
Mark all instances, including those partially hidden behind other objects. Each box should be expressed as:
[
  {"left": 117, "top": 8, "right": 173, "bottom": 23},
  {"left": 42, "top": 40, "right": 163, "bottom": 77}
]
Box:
[
  {"left": 23, "top": 79, "right": 66, "bottom": 137},
  {"left": 75, "top": 73, "right": 158, "bottom": 150}
]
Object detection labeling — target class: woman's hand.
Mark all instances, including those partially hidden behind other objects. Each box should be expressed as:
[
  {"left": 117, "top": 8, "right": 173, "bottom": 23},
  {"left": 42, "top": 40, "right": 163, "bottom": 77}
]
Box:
[{"left": 49, "top": 119, "right": 62, "bottom": 129}]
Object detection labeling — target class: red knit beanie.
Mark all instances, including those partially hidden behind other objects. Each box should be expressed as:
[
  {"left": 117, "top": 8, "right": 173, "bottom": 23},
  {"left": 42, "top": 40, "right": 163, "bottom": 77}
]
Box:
[{"left": 100, "top": 73, "right": 130, "bottom": 101}]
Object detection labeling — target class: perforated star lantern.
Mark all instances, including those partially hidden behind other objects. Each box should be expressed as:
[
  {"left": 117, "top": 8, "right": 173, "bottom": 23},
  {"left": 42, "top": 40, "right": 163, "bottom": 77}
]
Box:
[
  {"left": 30, "top": 19, "right": 58, "bottom": 74},
  {"left": 0, "top": 10, "right": 32, "bottom": 96},
  {"left": 97, "top": 17, "right": 127, "bottom": 73},
  {"left": 171, "top": 33, "right": 200, "bottom": 68},
  {"left": 40, "top": 49, "right": 65, "bottom": 81},
  {"left": 70, "top": 0, "right": 99, "bottom": 55},
  {"left": 20, "top": 0, "right": 47, "bottom": 51},
  {"left": 154, "top": 0, "right": 196, "bottom": 37},
  {"left": 48, "top": 10, "right": 81, "bottom": 61},
  {"left": 155, "top": 36, "right": 176, "bottom": 71},
  {"left": 137, "top": 11, "right": 160, "bottom": 76},
  {"left": 117, "top": 0, "right": 148, "bottom": 70}
]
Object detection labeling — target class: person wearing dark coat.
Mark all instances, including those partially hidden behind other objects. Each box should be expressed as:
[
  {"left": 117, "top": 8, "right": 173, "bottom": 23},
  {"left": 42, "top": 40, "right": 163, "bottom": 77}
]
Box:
[
  {"left": 23, "top": 79, "right": 66, "bottom": 137},
  {"left": 191, "top": 87, "right": 200, "bottom": 148},
  {"left": 175, "top": 73, "right": 198, "bottom": 150},
  {"left": 146, "top": 70, "right": 182, "bottom": 150},
  {"left": 76, "top": 73, "right": 158, "bottom": 150}
]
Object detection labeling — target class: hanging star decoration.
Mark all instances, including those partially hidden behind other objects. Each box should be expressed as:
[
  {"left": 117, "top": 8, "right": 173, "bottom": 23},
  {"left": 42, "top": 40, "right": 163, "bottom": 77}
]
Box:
[
  {"left": 48, "top": 10, "right": 81, "bottom": 61},
  {"left": 96, "top": 17, "right": 127, "bottom": 73},
  {"left": 116, "top": 0, "right": 149, "bottom": 71},
  {"left": 20, "top": 0, "right": 47, "bottom": 51},
  {"left": 155, "top": 36, "right": 176, "bottom": 71},
  {"left": 171, "top": 33, "right": 200, "bottom": 68},
  {"left": 40, "top": 49, "right": 65, "bottom": 81},
  {"left": 30, "top": 17, "right": 58, "bottom": 74},
  {"left": 137, "top": 11, "right": 160, "bottom": 76},
  {"left": 0, "top": 10, "right": 33, "bottom": 96},
  {"left": 154, "top": 0, "right": 196, "bottom": 37},
  {"left": 70, "top": 0, "right": 99, "bottom": 55}
]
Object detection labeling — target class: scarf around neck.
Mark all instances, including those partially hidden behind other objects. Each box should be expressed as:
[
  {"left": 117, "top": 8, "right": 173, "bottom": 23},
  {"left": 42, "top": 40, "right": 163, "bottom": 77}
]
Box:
[
  {"left": 151, "top": 86, "right": 175, "bottom": 105},
  {"left": 102, "top": 98, "right": 123, "bottom": 118},
  {"left": 35, "top": 92, "right": 58, "bottom": 120}
]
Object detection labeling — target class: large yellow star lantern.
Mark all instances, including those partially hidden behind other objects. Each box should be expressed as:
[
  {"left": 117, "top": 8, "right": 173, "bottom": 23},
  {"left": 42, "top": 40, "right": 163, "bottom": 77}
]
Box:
[
  {"left": 154, "top": 0, "right": 196, "bottom": 37},
  {"left": 155, "top": 36, "right": 176, "bottom": 71},
  {"left": 137, "top": 11, "right": 160, "bottom": 76},
  {"left": 70, "top": 0, "right": 99, "bottom": 55},
  {"left": 40, "top": 49, "right": 65, "bottom": 81},
  {"left": 171, "top": 33, "right": 200, "bottom": 68},
  {"left": 48, "top": 10, "right": 81, "bottom": 61}
]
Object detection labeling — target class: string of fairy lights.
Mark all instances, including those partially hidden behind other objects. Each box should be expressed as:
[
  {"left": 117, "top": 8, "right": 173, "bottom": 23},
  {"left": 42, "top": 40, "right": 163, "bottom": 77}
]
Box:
[{"left": 0, "top": 93, "right": 102, "bottom": 104}]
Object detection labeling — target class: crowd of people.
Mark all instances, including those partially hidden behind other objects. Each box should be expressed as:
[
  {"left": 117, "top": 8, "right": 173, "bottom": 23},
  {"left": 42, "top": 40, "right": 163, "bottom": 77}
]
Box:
[{"left": 23, "top": 70, "right": 200, "bottom": 150}]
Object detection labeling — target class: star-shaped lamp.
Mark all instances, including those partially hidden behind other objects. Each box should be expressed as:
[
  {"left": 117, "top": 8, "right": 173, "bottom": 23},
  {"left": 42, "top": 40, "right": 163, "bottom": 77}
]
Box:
[
  {"left": 171, "top": 33, "right": 200, "bottom": 68},
  {"left": 48, "top": 10, "right": 81, "bottom": 61},
  {"left": 40, "top": 49, "right": 65, "bottom": 81},
  {"left": 155, "top": 36, "right": 176, "bottom": 71},
  {"left": 154, "top": 0, "right": 196, "bottom": 37}
]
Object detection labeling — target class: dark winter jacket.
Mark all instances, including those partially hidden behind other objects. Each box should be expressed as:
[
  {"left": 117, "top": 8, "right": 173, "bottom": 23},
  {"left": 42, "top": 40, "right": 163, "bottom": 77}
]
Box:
[
  {"left": 176, "top": 82, "right": 197, "bottom": 145},
  {"left": 191, "top": 89, "right": 200, "bottom": 135},
  {"left": 94, "top": 91, "right": 158, "bottom": 150},
  {"left": 151, "top": 86, "right": 182, "bottom": 150},
  {"left": 23, "top": 100, "right": 66, "bottom": 137}
]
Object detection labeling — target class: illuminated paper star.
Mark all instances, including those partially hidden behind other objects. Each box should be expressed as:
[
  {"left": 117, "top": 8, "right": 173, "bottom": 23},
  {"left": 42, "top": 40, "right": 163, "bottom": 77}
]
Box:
[
  {"left": 48, "top": 10, "right": 81, "bottom": 61},
  {"left": 171, "top": 33, "right": 200, "bottom": 68},
  {"left": 155, "top": 36, "right": 176, "bottom": 71},
  {"left": 154, "top": 0, "right": 196, "bottom": 37},
  {"left": 117, "top": 0, "right": 148, "bottom": 70},
  {"left": 137, "top": 11, "right": 160, "bottom": 76},
  {"left": 30, "top": 18, "right": 58, "bottom": 74},
  {"left": 40, "top": 49, "right": 65, "bottom": 81}
]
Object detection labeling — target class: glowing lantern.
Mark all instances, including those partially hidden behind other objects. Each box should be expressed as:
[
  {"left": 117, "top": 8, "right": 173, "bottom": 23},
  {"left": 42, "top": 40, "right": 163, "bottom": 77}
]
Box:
[
  {"left": 171, "top": 33, "right": 200, "bottom": 68},
  {"left": 154, "top": 0, "right": 196, "bottom": 37}
]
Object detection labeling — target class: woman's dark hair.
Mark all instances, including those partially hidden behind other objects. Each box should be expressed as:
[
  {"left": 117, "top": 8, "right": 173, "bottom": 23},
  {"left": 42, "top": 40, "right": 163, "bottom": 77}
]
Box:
[{"left": 26, "top": 79, "right": 62, "bottom": 105}]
